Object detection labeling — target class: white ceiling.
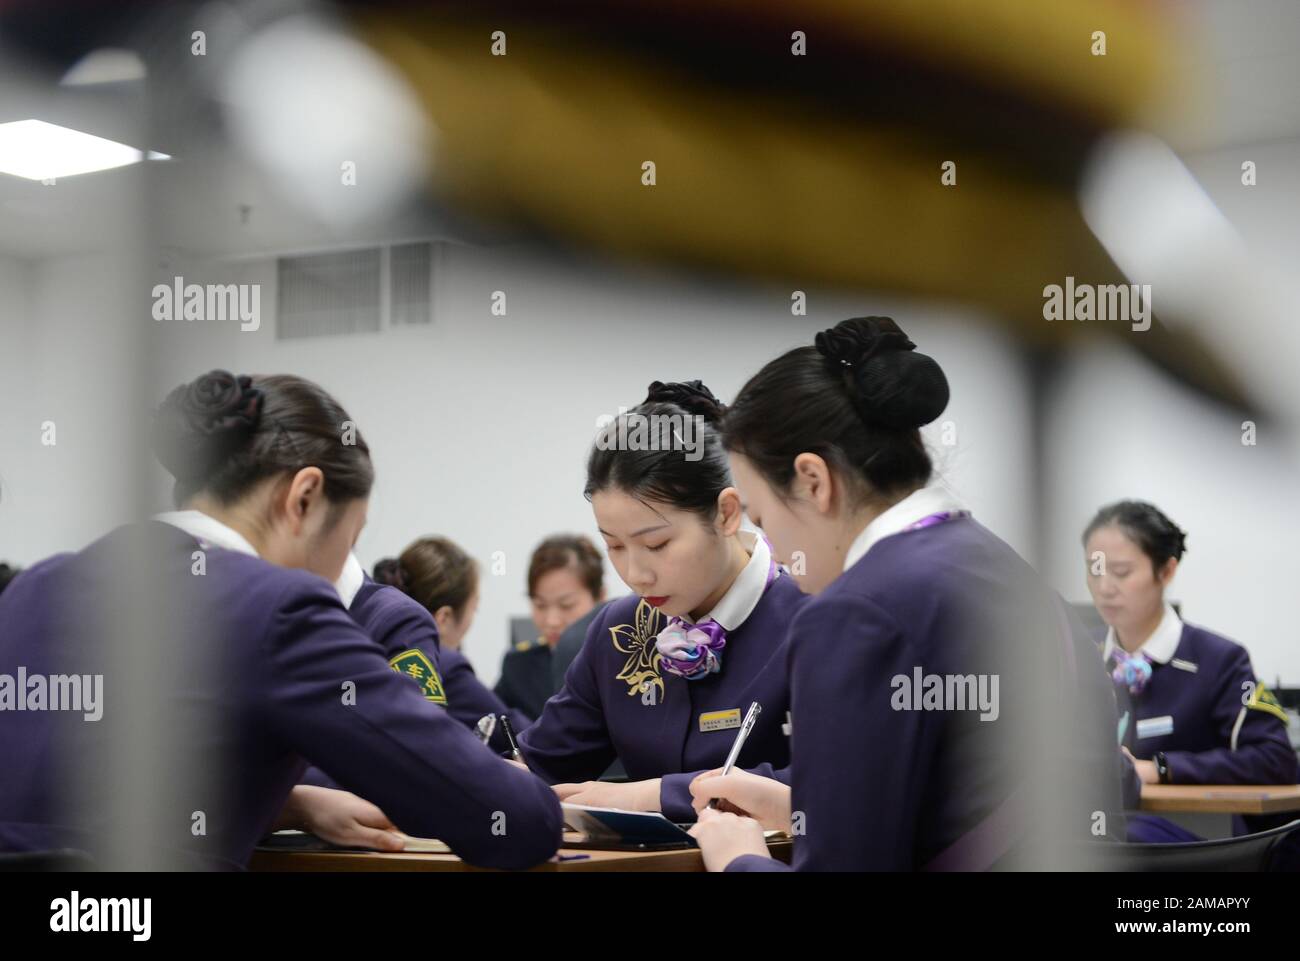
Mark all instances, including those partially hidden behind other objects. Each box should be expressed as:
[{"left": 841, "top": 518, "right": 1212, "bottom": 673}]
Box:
[{"left": 0, "top": 0, "right": 1296, "bottom": 262}]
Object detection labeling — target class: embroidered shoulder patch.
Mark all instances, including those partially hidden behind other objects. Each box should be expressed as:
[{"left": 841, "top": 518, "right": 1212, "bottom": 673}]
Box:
[
  {"left": 1246, "top": 683, "right": 1289, "bottom": 724},
  {"left": 389, "top": 648, "right": 447, "bottom": 705}
]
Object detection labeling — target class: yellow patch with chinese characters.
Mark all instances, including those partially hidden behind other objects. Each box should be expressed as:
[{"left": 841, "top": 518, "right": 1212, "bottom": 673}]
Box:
[
  {"left": 1246, "top": 683, "right": 1288, "bottom": 724},
  {"left": 389, "top": 648, "right": 447, "bottom": 705}
]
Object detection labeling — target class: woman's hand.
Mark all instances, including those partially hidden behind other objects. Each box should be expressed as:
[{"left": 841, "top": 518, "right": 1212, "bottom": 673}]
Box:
[
  {"left": 552, "top": 778, "right": 662, "bottom": 812},
  {"left": 283, "top": 784, "right": 406, "bottom": 851},
  {"left": 688, "top": 768, "right": 792, "bottom": 833},
  {"left": 1122, "top": 746, "right": 1160, "bottom": 785},
  {"left": 688, "top": 807, "right": 771, "bottom": 872}
]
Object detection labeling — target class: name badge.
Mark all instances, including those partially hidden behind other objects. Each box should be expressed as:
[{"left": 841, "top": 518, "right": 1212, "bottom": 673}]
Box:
[
  {"left": 699, "top": 709, "right": 742, "bottom": 733},
  {"left": 1136, "top": 715, "right": 1174, "bottom": 739}
]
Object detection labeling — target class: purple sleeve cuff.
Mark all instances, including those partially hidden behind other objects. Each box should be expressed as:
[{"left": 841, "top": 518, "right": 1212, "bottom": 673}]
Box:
[
  {"left": 724, "top": 853, "right": 790, "bottom": 872},
  {"left": 759, "top": 764, "right": 791, "bottom": 786},
  {"left": 659, "top": 773, "right": 697, "bottom": 823},
  {"left": 298, "top": 766, "right": 342, "bottom": 790}
]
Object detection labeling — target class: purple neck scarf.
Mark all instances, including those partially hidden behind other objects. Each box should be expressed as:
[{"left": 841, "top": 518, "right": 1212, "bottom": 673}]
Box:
[
  {"left": 1109, "top": 648, "right": 1153, "bottom": 696},
  {"left": 655, "top": 538, "right": 779, "bottom": 681}
]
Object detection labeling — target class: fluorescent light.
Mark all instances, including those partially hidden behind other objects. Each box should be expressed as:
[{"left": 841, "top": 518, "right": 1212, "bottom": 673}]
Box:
[{"left": 0, "top": 119, "right": 148, "bottom": 180}]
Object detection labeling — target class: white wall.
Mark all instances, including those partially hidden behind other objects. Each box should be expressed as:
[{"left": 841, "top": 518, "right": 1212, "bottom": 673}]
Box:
[
  {"left": 0, "top": 254, "right": 33, "bottom": 533},
  {"left": 1, "top": 251, "right": 150, "bottom": 564}
]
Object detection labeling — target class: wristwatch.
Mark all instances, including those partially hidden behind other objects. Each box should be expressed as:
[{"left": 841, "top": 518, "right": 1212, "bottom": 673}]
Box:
[{"left": 1155, "top": 752, "right": 1171, "bottom": 784}]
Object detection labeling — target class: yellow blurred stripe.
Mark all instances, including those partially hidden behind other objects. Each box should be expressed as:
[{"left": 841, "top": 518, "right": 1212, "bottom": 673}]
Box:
[
  {"left": 365, "top": 16, "right": 1117, "bottom": 325},
  {"left": 700, "top": 0, "right": 1183, "bottom": 126}
]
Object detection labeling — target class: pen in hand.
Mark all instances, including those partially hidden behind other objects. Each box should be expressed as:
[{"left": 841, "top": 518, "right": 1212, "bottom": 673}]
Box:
[
  {"left": 498, "top": 713, "right": 524, "bottom": 763},
  {"left": 708, "top": 701, "right": 761, "bottom": 810}
]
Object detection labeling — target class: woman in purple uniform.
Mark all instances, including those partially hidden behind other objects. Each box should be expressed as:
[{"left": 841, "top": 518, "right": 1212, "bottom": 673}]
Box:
[
  {"left": 517, "top": 380, "right": 807, "bottom": 824},
  {"left": 296, "top": 550, "right": 455, "bottom": 791},
  {"left": 372, "top": 536, "right": 531, "bottom": 753},
  {"left": 689, "top": 317, "right": 1123, "bottom": 871},
  {"left": 335, "top": 551, "right": 447, "bottom": 707},
  {"left": 0, "top": 371, "right": 562, "bottom": 869},
  {"left": 493, "top": 535, "right": 607, "bottom": 721},
  {"left": 1083, "top": 500, "right": 1297, "bottom": 842}
]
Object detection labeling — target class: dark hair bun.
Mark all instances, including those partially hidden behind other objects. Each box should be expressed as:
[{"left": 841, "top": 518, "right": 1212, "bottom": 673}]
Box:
[
  {"left": 1083, "top": 500, "right": 1187, "bottom": 568},
  {"left": 643, "top": 380, "right": 726, "bottom": 426},
  {"left": 373, "top": 558, "right": 409, "bottom": 593},
  {"left": 151, "top": 371, "right": 264, "bottom": 482},
  {"left": 815, "top": 316, "right": 948, "bottom": 430}
]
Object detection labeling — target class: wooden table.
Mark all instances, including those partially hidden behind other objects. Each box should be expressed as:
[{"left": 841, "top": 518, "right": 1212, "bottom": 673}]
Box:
[
  {"left": 1138, "top": 783, "right": 1300, "bottom": 839},
  {"left": 251, "top": 835, "right": 793, "bottom": 872},
  {"left": 1139, "top": 783, "right": 1300, "bottom": 815}
]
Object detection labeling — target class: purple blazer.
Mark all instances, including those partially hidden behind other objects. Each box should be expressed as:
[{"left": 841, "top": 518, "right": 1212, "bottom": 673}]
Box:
[
  {"left": 300, "top": 576, "right": 451, "bottom": 788},
  {"left": 0, "top": 522, "right": 562, "bottom": 869},
  {"left": 342, "top": 577, "right": 530, "bottom": 754},
  {"left": 350, "top": 577, "right": 445, "bottom": 693},
  {"left": 1114, "top": 623, "right": 1296, "bottom": 785},
  {"left": 729, "top": 517, "right": 1123, "bottom": 872},
  {"left": 518, "top": 574, "right": 806, "bottom": 822}
]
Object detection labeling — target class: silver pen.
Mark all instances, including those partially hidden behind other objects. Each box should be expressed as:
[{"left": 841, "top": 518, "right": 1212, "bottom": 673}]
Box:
[{"left": 708, "top": 701, "right": 761, "bottom": 810}]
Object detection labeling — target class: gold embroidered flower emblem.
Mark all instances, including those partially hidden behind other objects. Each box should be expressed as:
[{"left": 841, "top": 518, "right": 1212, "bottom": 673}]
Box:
[{"left": 610, "top": 599, "right": 667, "bottom": 704}]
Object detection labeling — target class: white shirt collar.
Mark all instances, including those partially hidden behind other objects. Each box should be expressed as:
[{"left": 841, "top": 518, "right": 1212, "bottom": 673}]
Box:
[
  {"left": 154, "top": 509, "right": 260, "bottom": 558},
  {"left": 1102, "top": 603, "right": 1183, "bottom": 665},
  {"left": 842, "top": 485, "right": 966, "bottom": 572},
  {"left": 693, "top": 530, "right": 775, "bottom": 631},
  {"left": 335, "top": 552, "right": 366, "bottom": 609}
]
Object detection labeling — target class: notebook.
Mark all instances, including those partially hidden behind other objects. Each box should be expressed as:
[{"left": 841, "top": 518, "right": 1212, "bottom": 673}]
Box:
[{"left": 561, "top": 803, "right": 698, "bottom": 849}]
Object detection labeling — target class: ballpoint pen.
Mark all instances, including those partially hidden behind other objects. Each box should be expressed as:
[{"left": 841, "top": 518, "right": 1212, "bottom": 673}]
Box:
[
  {"left": 499, "top": 713, "right": 524, "bottom": 762},
  {"left": 708, "top": 701, "right": 761, "bottom": 810}
]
